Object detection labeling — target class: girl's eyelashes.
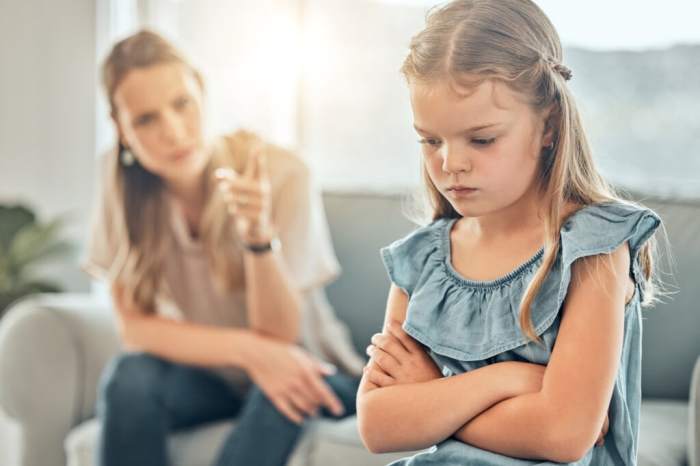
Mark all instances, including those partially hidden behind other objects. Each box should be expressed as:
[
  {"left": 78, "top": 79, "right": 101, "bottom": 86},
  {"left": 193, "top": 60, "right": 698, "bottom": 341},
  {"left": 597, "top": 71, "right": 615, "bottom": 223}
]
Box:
[
  {"left": 472, "top": 137, "right": 496, "bottom": 146},
  {"left": 417, "top": 137, "right": 497, "bottom": 148}
]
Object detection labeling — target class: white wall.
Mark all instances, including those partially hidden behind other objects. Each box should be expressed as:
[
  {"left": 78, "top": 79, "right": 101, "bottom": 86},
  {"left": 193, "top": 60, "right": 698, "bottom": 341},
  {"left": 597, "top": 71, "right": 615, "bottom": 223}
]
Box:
[{"left": 0, "top": 0, "right": 98, "bottom": 294}]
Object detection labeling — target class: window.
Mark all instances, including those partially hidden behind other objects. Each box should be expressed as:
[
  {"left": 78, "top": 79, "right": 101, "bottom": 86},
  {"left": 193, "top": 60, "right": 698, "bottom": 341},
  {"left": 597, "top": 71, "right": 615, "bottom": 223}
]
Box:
[{"left": 102, "top": 0, "right": 700, "bottom": 198}]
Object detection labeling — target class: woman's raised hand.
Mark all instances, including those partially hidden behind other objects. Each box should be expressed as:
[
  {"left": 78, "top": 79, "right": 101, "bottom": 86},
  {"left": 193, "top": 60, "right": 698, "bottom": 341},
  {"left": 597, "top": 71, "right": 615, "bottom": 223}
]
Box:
[
  {"left": 244, "top": 334, "right": 345, "bottom": 425},
  {"left": 215, "top": 144, "right": 273, "bottom": 245}
]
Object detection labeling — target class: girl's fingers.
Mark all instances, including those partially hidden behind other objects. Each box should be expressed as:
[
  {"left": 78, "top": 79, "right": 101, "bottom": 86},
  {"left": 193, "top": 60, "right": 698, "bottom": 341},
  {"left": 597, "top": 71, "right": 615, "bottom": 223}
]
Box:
[
  {"left": 371, "top": 333, "right": 410, "bottom": 360},
  {"left": 366, "top": 345, "right": 401, "bottom": 375},
  {"left": 601, "top": 415, "right": 609, "bottom": 441},
  {"left": 386, "top": 320, "right": 421, "bottom": 353},
  {"left": 364, "top": 364, "right": 396, "bottom": 387},
  {"left": 596, "top": 415, "right": 609, "bottom": 446}
]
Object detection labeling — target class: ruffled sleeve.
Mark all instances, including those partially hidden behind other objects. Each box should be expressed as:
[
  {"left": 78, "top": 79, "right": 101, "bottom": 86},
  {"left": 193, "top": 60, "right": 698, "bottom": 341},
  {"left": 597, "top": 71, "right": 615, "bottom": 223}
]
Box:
[
  {"left": 380, "top": 219, "right": 448, "bottom": 296},
  {"left": 556, "top": 200, "right": 662, "bottom": 309}
]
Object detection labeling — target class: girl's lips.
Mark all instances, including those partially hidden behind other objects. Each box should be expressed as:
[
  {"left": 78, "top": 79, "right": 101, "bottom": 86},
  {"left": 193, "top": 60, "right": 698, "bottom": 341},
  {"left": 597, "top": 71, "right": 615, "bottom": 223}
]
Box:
[{"left": 447, "top": 187, "right": 479, "bottom": 198}]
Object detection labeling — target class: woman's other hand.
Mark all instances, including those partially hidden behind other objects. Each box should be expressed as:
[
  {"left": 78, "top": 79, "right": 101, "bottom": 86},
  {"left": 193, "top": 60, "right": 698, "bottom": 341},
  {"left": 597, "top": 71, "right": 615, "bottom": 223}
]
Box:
[{"left": 243, "top": 334, "right": 345, "bottom": 424}]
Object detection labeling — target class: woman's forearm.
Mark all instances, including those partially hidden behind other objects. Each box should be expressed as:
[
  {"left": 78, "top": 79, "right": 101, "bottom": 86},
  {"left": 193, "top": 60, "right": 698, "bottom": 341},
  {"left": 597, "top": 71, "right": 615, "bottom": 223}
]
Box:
[
  {"left": 454, "top": 391, "right": 593, "bottom": 463},
  {"left": 357, "top": 363, "right": 525, "bottom": 454},
  {"left": 243, "top": 248, "right": 302, "bottom": 342},
  {"left": 119, "top": 313, "right": 256, "bottom": 369}
]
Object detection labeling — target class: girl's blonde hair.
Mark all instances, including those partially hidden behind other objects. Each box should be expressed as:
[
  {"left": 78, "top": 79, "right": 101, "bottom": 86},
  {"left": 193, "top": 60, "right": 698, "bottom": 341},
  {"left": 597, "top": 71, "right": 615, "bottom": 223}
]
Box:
[
  {"left": 402, "top": 0, "right": 661, "bottom": 341},
  {"left": 102, "top": 30, "right": 256, "bottom": 312}
]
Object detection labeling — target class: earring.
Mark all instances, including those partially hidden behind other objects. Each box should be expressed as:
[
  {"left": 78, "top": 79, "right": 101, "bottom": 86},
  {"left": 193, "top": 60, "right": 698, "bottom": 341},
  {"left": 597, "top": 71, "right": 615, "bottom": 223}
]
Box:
[{"left": 121, "top": 148, "right": 135, "bottom": 166}]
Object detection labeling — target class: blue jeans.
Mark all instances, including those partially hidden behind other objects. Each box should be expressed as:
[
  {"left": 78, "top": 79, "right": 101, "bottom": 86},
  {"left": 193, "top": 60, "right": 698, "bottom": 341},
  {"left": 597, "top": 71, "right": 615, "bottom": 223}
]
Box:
[{"left": 96, "top": 352, "right": 360, "bottom": 466}]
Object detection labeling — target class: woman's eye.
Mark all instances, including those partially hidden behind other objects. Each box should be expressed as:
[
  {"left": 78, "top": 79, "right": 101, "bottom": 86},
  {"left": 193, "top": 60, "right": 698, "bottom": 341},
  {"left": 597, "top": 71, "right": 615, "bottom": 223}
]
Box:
[
  {"left": 472, "top": 137, "right": 496, "bottom": 146},
  {"left": 135, "top": 114, "right": 155, "bottom": 126},
  {"left": 174, "top": 96, "right": 190, "bottom": 110}
]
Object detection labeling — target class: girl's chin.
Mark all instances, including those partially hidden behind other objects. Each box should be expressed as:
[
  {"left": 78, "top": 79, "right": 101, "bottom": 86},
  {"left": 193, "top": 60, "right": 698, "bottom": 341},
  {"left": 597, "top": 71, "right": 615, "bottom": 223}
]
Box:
[{"left": 447, "top": 198, "right": 488, "bottom": 218}]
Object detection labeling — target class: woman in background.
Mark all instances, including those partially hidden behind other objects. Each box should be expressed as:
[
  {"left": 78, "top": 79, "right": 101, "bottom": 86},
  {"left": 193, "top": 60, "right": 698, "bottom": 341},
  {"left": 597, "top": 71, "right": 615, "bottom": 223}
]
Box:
[{"left": 84, "top": 30, "right": 363, "bottom": 466}]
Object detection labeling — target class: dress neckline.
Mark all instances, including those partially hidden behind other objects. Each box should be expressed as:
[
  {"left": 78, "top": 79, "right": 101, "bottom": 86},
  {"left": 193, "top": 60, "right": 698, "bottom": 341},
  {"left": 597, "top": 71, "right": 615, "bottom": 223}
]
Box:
[{"left": 442, "top": 217, "right": 545, "bottom": 289}]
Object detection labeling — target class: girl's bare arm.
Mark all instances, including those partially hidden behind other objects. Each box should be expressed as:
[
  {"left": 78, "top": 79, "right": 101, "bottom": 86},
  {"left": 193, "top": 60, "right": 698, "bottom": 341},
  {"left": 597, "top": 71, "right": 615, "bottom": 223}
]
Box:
[
  {"left": 453, "top": 244, "right": 630, "bottom": 463},
  {"left": 356, "top": 284, "right": 542, "bottom": 453}
]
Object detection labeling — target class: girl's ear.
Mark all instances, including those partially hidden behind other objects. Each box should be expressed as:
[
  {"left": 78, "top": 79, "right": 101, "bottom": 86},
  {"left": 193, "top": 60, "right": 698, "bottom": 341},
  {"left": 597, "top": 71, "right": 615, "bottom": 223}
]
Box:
[{"left": 541, "top": 105, "right": 559, "bottom": 148}]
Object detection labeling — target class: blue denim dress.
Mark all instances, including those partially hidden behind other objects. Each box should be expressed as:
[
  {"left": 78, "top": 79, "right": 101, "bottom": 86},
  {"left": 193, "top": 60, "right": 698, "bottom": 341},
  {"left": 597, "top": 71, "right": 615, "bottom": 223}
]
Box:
[{"left": 380, "top": 201, "right": 662, "bottom": 466}]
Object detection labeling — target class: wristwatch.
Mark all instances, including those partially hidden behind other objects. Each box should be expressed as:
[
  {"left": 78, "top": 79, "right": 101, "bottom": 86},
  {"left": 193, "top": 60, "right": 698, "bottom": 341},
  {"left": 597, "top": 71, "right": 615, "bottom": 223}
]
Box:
[{"left": 242, "top": 237, "right": 281, "bottom": 255}]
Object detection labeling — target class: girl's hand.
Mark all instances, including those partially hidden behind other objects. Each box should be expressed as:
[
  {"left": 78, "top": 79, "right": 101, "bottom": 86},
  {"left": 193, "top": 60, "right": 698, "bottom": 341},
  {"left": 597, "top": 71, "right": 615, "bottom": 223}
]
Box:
[
  {"left": 215, "top": 144, "right": 273, "bottom": 245},
  {"left": 243, "top": 334, "right": 345, "bottom": 424},
  {"left": 596, "top": 412, "right": 610, "bottom": 447},
  {"left": 364, "top": 319, "right": 442, "bottom": 387}
]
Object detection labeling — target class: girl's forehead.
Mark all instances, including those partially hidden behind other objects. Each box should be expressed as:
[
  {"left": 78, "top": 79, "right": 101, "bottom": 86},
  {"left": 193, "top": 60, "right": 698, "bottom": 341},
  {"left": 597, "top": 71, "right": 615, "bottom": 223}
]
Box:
[
  {"left": 411, "top": 79, "right": 519, "bottom": 111},
  {"left": 409, "top": 79, "right": 529, "bottom": 133}
]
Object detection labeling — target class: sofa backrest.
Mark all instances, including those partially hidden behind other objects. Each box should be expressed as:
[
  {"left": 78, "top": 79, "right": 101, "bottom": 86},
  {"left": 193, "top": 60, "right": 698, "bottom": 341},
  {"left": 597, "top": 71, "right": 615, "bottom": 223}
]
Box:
[{"left": 322, "top": 191, "right": 700, "bottom": 400}]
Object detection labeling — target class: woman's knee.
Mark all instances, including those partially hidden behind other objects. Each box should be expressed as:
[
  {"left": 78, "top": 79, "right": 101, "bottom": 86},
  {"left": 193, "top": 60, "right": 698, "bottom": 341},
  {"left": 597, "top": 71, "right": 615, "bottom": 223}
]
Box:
[
  {"left": 98, "top": 353, "right": 167, "bottom": 411},
  {"left": 243, "top": 386, "right": 302, "bottom": 428}
]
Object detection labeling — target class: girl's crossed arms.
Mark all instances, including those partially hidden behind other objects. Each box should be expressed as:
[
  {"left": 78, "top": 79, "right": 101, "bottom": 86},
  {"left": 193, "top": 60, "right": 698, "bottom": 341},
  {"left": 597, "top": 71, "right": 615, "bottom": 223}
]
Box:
[{"left": 357, "top": 242, "right": 629, "bottom": 463}]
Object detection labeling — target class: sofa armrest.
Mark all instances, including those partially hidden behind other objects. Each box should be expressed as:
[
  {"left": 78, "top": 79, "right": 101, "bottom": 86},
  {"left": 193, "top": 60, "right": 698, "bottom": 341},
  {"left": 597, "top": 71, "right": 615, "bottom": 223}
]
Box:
[
  {"left": 690, "top": 355, "right": 700, "bottom": 466},
  {"left": 0, "top": 293, "right": 119, "bottom": 466}
]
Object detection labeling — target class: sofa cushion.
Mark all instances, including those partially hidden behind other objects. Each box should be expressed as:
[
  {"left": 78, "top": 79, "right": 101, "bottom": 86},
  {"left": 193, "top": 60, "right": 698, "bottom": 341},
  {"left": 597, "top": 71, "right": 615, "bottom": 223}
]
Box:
[
  {"left": 64, "top": 415, "right": 416, "bottom": 466},
  {"left": 638, "top": 400, "right": 689, "bottom": 466}
]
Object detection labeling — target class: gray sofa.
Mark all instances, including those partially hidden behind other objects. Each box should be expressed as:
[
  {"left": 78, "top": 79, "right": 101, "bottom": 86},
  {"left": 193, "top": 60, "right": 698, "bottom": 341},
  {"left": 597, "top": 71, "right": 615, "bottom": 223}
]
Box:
[{"left": 0, "top": 192, "right": 698, "bottom": 466}]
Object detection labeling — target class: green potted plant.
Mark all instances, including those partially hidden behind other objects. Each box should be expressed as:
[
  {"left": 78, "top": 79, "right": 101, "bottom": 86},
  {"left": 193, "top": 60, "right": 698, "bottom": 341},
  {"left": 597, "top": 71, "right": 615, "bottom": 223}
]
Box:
[{"left": 0, "top": 204, "right": 73, "bottom": 318}]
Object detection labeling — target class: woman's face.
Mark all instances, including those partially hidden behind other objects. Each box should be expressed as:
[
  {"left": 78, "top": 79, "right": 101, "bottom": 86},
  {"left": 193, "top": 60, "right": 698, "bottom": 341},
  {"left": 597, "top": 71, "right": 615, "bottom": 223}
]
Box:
[
  {"left": 409, "top": 78, "right": 551, "bottom": 218},
  {"left": 113, "top": 62, "right": 207, "bottom": 185}
]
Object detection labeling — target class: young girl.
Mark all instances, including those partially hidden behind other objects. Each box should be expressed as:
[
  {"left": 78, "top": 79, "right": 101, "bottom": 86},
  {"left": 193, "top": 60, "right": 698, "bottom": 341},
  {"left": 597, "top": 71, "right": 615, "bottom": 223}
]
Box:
[
  {"left": 357, "top": 1, "right": 662, "bottom": 465},
  {"left": 85, "top": 30, "right": 364, "bottom": 466}
]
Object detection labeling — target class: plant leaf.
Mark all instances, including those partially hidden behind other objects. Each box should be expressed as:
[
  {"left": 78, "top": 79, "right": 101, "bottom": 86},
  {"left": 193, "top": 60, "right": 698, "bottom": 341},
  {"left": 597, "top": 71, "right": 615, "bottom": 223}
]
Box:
[
  {"left": 7, "top": 217, "right": 71, "bottom": 268},
  {"left": 0, "top": 204, "right": 36, "bottom": 251}
]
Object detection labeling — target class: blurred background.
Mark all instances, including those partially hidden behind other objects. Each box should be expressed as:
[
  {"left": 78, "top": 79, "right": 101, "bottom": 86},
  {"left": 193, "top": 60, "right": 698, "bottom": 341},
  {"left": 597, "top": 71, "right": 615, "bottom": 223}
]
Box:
[
  {"left": 1, "top": 0, "right": 699, "bottom": 295},
  {"left": 1, "top": 1, "right": 699, "bottom": 465}
]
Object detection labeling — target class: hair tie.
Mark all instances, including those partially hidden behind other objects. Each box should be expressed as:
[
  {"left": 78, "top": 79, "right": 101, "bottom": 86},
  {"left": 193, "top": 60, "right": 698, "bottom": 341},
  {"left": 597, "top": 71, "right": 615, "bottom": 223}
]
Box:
[{"left": 545, "top": 56, "right": 573, "bottom": 81}]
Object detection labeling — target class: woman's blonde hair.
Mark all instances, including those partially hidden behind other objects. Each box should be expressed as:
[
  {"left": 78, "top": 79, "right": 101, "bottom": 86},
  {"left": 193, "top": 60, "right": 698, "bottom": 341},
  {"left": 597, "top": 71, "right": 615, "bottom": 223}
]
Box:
[
  {"left": 402, "top": 0, "right": 661, "bottom": 341},
  {"left": 102, "top": 30, "right": 257, "bottom": 312}
]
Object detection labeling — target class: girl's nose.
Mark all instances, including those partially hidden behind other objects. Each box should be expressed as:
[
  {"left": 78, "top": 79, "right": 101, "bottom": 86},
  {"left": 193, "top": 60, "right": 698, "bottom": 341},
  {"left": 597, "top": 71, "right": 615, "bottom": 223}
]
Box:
[{"left": 441, "top": 144, "right": 472, "bottom": 174}]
